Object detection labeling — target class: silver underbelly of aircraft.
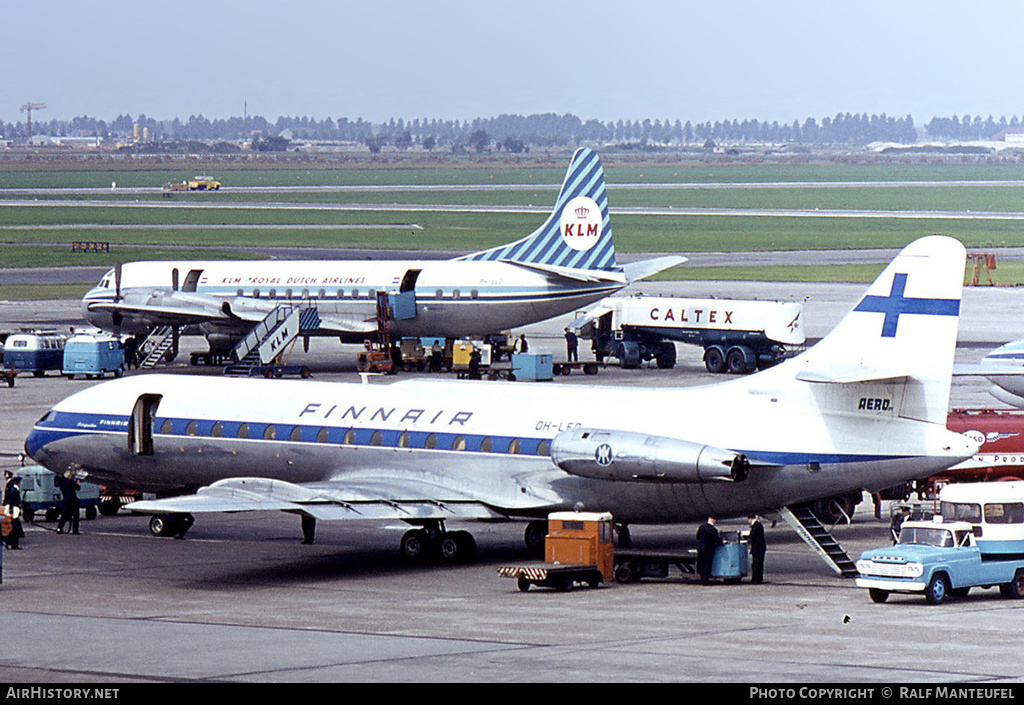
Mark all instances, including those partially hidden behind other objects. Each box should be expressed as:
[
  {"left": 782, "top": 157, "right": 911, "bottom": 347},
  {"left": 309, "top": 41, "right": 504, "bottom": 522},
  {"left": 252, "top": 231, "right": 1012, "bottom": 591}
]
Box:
[
  {"left": 83, "top": 284, "right": 622, "bottom": 342},
  {"left": 29, "top": 429, "right": 956, "bottom": 524}
]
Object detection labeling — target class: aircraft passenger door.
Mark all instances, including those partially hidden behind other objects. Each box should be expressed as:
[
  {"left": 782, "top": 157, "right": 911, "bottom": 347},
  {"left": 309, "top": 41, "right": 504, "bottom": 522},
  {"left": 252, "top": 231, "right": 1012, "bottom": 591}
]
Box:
[
  {"left": 400, "top": 269, "right": 421, "bottom": 293},
  {"left": 182, "top": 269, "right": 203, "bottom": 293},
  {"left": 128, "top": 393, "right": 162, "bottom": 456},
  {"left": 391, "top": 269, "right": 421, "bottom": 320}
]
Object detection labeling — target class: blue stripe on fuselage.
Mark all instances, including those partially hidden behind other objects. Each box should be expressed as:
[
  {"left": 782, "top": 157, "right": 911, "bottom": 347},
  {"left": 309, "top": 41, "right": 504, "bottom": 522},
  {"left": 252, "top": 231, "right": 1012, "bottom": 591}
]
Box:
[{"left": 28, "top": 410, "right": 908, "bottom": 467}]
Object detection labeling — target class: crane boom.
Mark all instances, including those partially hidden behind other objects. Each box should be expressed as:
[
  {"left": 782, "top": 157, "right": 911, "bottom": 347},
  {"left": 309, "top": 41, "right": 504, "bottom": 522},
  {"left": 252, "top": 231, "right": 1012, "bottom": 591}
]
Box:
[{"left": 20, "top": 101, "right": 47, "bottom": 139}]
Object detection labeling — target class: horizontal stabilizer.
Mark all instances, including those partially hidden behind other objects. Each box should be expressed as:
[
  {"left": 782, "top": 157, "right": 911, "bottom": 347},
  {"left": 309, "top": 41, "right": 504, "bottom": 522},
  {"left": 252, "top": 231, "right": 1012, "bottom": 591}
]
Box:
[
  {"left": 796, "top": 362, "right": 911, "bottom": 384},
  {"left": 622, "top": 255, "right": 687, "bottom": 283},
  {"left": 504, "top": 259, "right": 627, "bottom": 283}
]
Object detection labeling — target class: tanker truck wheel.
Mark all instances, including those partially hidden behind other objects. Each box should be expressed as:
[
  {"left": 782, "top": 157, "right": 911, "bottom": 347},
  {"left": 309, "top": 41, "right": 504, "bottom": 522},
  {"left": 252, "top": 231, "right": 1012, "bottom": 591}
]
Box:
[{"left": 704, "top": 346, "right": 726, "bottom": 374}]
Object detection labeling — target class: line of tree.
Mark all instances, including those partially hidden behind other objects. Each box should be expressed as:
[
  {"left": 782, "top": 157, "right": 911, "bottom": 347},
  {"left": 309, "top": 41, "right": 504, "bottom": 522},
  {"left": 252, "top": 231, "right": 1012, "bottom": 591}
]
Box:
[{"left": 2, "top": 111, "right": 1022, "bottom": 150}]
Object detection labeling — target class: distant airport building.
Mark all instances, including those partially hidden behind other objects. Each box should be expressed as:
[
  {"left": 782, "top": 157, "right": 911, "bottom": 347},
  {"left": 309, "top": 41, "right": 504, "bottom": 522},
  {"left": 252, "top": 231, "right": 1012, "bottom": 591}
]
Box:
[{"left": 27, "top": 135, "right": 102, "bottom": 148}]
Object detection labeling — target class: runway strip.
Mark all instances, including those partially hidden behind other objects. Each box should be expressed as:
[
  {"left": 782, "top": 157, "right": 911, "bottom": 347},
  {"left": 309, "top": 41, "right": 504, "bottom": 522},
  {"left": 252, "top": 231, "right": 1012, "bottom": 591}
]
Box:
[
  {"left": 5, "top": 179, "right": 1024, "bottom": 195},
  {"left": 5, "top": 198, "right": 1024, "bottom": 220}
]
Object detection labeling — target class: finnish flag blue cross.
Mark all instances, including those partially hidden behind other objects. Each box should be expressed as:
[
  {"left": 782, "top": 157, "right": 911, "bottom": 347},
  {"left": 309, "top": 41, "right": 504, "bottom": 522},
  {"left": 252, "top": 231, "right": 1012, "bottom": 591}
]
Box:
[{"left": 854, "top": 273, "right": 960, "bottom": 338}]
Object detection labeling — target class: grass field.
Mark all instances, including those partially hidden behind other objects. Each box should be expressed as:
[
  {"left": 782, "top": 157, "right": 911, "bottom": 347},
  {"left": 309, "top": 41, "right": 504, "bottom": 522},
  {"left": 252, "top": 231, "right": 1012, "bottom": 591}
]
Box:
[{"left": 3, "top": 158, "right": 1024, "bottom": 299}]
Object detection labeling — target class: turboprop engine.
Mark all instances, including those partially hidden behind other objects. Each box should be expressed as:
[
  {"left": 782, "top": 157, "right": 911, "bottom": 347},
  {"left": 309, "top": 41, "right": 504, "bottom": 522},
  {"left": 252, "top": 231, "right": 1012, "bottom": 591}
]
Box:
[{"left": 551, "top": 428, "right": 749, "bottom": 483}]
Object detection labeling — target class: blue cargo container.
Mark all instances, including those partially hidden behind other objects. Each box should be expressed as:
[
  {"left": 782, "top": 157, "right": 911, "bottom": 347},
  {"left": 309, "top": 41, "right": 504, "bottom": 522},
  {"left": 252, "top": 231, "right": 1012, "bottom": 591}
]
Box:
[
  {"left": 511, "top": 352, "right": 553, "bottom": 381},
  {"left": 62, "top": 333, "right": 125, "bottom": 379},
  {"left": 711, "top": 532, "right": 749, "bottom": 581},
  {"left": 2, "top": 331, "right": 66, "bottom": 376}
]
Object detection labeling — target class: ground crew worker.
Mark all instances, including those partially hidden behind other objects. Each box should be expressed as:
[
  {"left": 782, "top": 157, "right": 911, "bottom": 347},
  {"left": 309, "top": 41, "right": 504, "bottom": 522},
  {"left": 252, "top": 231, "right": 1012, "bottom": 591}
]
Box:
[
  {"left": 564, "top": 328, "right": 578, "bottom": 362},
  {"left": 696, "top": 516, "right": 721, "bottom": 584},
  {"left": 57, "top": 470, "right": 81, "bottom": 535},
  {"left": 3, "top": 476, "right": 24, "bottom": 550},
  {"left": 747, "top": 515, "right": 766, "bottom": 584}
]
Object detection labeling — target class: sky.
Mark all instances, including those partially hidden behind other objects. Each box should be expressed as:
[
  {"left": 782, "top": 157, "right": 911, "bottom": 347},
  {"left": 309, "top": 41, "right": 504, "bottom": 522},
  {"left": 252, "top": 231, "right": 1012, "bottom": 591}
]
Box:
[{"left": 4, "top": 0, "right": 1024, "bottom": 126}]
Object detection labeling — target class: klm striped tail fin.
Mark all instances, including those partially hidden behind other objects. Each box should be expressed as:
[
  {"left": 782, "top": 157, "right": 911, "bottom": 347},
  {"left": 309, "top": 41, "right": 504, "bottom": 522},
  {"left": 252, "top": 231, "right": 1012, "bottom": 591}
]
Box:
[{"left": 456, "top": 148, "right": 620, "bottom": 272}]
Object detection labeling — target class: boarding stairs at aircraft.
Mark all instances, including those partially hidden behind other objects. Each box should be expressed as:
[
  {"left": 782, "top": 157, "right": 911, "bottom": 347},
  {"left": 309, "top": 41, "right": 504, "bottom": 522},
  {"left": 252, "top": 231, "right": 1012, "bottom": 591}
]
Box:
[
  {"left": 779, "top": 504, "right": 858, "bottom": 578},
  {"left": 224, "top": 305, "right": 320, "bottom": 376},
  {"left": 374, "top": 291, "right": 394, "bottom": 351},
  {"left": 138, "top": 326, "right": 176, "bottom": 370}
]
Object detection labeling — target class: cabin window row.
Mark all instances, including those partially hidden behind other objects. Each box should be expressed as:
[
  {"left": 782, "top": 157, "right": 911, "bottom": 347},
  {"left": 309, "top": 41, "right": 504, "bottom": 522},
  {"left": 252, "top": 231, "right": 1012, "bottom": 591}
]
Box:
[
  {"left": 230, "top": 288, "right": 481, "bottom": 300},
  {"left": 434, "top": 289, "right": 480, "bottom": 300},
  {"left": 235, "top": 288, "right": 378, "bottom": 300},
  {"left": 159, "top": 419, "right": 549, "bottom": 456}
]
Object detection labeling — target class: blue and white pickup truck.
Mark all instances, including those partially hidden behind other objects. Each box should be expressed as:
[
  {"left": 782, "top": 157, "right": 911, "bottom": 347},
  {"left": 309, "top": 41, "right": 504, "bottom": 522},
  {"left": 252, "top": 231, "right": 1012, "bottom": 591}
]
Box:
[{"left": 856, "top": 482, "right": 1024, "bottom": 605}]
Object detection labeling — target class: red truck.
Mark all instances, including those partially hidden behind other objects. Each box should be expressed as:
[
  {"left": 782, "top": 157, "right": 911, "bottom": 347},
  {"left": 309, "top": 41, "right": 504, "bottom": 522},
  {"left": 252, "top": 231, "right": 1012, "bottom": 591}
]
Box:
[{"left": 944, "top": 408, "right": 1024, "bottom": 483}]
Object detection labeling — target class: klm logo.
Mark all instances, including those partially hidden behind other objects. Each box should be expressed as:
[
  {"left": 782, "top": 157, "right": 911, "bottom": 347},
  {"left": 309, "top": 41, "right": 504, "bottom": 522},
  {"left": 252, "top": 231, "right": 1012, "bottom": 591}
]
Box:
[
  {"left": 595, "top": 443, "right": 613, "bottom": 466},
  {"left": 559, "top": 196, "right": 602, "bottom": 252}
]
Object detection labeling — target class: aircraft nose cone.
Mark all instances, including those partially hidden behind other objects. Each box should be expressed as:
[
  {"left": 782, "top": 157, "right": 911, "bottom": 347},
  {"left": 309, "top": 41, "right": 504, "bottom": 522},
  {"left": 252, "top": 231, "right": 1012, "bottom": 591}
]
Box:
[
  {"left": 24, "top": 425, "right": 47, "bottom": 459},
  {"left": 24, "top": 413, "right": 57, "bottom": 461}
]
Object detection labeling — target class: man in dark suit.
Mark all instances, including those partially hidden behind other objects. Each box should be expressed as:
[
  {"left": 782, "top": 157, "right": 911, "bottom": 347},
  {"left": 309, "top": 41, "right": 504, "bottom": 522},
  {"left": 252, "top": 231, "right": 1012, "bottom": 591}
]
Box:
[
  {"left": 4, "top": 476, "right": 24, "bottom": 549},
  {"left": 696, "top": 517, "right": 721, "bottom": 584},
  {"left": 57, "top": 471, "right": 81, "bottom": 535},
  {"left": 747, "top": 515, "right": 767, "bottom": 584},
  {"left": 564, "top": 328, "right": 578, "bottom": 362}
]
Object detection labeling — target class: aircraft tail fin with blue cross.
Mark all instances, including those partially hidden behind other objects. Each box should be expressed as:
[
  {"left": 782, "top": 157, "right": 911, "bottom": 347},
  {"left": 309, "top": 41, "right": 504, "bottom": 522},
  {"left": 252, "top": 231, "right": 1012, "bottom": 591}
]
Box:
[{"left": 768, "top": 235, "right": 966, "bottom": 426}]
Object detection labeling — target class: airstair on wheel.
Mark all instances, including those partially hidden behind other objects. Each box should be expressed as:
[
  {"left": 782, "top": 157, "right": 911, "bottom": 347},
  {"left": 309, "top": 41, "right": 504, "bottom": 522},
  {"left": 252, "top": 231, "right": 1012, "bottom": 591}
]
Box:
[
  {"left": 138, "top": 326, "right": 176, "bottom": 369},
  {"left": 224, "top": 305, "right": 320, "bottom": 376},
  {"left": 779, "top": 504, "right": 858, "bottom": 578}
]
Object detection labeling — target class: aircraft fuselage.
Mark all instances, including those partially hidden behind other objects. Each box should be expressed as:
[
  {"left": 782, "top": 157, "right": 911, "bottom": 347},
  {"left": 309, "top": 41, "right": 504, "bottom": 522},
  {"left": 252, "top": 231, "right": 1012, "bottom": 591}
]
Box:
[
  {"left": 82, "top": 259, "right": 624, "bottom": 342},
  {"left": 26, "top": 373, "right": 974, "bottom": 524}
]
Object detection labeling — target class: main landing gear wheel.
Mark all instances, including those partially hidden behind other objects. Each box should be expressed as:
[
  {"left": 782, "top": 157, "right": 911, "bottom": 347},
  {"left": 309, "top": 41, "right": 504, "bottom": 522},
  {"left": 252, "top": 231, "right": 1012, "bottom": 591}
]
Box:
[
  {"left": 524, "top": 520, "right": 547, "bottom": 556},
  {"left": 400, "top": 523, "right": 477, "bottom": 564},
  {"left": 400, "top": 529, "right": 429, "bottom": 561},
  {"left": 438, "top": 530, "right": 476, "bottom": 564}
]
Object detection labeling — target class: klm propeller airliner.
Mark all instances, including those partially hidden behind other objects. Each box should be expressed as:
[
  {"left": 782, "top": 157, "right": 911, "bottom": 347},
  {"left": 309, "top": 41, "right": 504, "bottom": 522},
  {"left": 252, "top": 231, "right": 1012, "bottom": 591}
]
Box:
[
  {"left": 27, "top": 236, "right": 977, "bottom": 562},
  {"left": 80, "top": 149, "right": 682, "bottom": 357}
]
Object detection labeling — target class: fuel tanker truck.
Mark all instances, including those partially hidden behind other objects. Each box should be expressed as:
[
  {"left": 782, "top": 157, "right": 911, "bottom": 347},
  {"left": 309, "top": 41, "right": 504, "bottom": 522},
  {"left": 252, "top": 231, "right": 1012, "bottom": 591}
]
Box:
[{"left": 574, "top": 295, "right": 804, "bottom": 374}]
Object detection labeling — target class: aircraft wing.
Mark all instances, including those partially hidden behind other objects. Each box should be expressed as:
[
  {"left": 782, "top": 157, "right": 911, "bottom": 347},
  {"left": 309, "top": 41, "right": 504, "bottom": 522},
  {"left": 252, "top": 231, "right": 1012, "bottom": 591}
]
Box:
[
  {"left": 127, "top": 476, "right": 523, "bottom": 522},
  {"left": 94, "top": 291, "right": 382, "bottom": 336},
  {"left": 314, "top": 312, "right": 381, "bottom": 336},
  {"left": 88, "top": 290, "right": 254, "bottom": 327}
]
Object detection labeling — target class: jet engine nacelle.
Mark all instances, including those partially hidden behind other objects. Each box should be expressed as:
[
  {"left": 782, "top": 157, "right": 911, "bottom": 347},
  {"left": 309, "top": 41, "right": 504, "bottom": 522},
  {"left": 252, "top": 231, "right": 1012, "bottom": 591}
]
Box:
[{"left": 551, "top": 428, "right": 749, "bottom": 483}]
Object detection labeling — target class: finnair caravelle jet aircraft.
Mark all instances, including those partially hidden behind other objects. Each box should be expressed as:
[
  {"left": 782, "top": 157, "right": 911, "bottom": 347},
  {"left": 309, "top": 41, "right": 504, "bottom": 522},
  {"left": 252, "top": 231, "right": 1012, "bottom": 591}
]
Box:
[
  {"left": 27, "top": 235, "right": 977, "bottom": 561},
  {"left": 80, "top": 149, "right": 682, "bottom": 358}
]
